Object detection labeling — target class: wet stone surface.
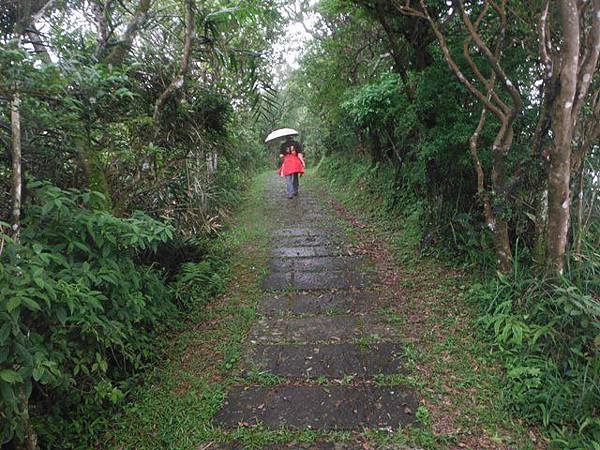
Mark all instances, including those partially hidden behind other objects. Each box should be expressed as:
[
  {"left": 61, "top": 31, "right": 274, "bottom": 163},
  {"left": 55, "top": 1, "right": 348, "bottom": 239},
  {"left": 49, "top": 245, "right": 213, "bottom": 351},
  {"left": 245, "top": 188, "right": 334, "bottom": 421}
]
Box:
[
  {"left": 271, "top": 235, "right": 340, "bottom": 247},
  {"left": 261, "top": 272, "right": 292, "bottom": 290},
  {"left": 268, "top": 256, "right": 368, "bottom": 273},
  {"left": 247, "top": 315, "right": 402, "bottom": 345},
  {"left": 293, "top": 271, "right": 371, "bottom": 290},
  {"left": 214, "top": 385, "right": 418, "bottom": 430},
  {"left": 257, "top": 292, "right": 377, "bottom": 317},
  {"left": 271, "top": 227, "right": 337, "bottom": 238},
  {"left": 272, "top": 246, "right": 347, "bottom": 258},
  {"left": 214, "top": 174, "right": 418, "bottom": 438},
  {"left": 262, "top": 271, "right": 372, "bottom": 291},
  {"left": 244, "top": 342, "right": 404, "bottom": 378}
]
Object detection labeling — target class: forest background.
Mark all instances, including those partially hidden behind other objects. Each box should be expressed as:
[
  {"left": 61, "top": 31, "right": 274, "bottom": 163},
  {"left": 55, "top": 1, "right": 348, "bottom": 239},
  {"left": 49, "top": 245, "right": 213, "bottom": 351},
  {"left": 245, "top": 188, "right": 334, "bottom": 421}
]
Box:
[{"left": 0, "top": 0, "right": 599, "bottom": 448}]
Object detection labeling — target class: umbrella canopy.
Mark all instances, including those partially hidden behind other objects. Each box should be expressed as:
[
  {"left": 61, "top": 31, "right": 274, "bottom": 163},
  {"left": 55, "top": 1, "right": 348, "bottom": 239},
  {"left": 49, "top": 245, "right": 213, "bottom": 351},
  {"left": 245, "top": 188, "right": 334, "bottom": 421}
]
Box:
[{"left": 265, "top": 128, "right": 299, "bottom": 143}]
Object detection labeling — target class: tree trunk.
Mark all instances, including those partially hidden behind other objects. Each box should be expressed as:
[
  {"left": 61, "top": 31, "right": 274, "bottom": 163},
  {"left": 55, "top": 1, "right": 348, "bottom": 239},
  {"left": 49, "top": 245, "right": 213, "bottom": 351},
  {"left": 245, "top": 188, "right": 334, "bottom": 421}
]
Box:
[
  {"left": 546, "top": 150, "right": 572, "bottom": 275},
  {"left": 490, "top": 126, "right": 514, "bottom": 273},
  {"left": 532, "top": 188, "right": 548, "bottom": 266},
  {"left": 17, "top": 386, "right": 38, "bottom": 450},
  {"left": 25, "top": 27, "right": 52, "bottom": 64},
  {"left": 76, "top": 136, "right": 111, "bottom": 208},
  {"left": 11, "top": 93, "right": 22, "bottom": 241},
  {"left": 573, "top": 162, "right": 585, "bottom": 257},
  {"left": 92, "top": 0, "right": 111, "bottom": 58},
  {"left": 545, "top": 0, "right": 580, "bottom": 276},
  {"left": 11, "top": 90, "right": 40, "bottom": 450},
  {"left": 469, "top": 100, "right": 512, "bottom": 273}
]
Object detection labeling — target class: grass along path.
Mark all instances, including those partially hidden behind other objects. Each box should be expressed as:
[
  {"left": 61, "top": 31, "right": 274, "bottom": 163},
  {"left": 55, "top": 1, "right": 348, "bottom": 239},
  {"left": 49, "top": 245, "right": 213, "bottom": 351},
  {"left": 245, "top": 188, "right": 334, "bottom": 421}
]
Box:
[
  {"left": 313, "top": 172, "right": 545, "bottom": 449},
  {"left": 101, "top": 173, "right": 272, "bottom": 449},
  {"left": 102, "top": 170, "right": 543, "bottom": 449}
]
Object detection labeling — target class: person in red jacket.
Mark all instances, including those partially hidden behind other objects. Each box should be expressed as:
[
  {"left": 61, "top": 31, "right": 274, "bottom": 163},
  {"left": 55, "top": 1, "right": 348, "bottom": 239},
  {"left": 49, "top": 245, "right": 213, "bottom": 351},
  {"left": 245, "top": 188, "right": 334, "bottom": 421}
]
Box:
[{"left": 279, "top": 136, "right": 305, "bottom": 198}]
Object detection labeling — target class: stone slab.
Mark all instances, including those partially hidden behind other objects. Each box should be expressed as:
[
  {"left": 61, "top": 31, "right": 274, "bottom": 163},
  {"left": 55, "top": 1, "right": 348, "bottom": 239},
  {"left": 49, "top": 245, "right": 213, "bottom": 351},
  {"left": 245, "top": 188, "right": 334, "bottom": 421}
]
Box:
[
  {"left": 263, "top": 271, "right": 367, "bottom": 291},
  {"left": 257, "top": 292, "right": 376, "bottom": 316},
  {"left": 292, "top": 272, "right": 351, "bottom": 290},
  {"left": 272, "top": 246, "right": 346, "bottom": 258},
  {"left": 294, "top": 272, "right": 372, "bottom": 290},
  {"left": 271, "top": 235, "right": 338, "bottom": 248},
  {"left": 244, "top": 342, "right": 404, "bottom": 378},
  {"left": 271, "top": 227, "right": 335, "bottom": 238},
  {"left": 247, "top": 315, "right": 401, "bottom": 344},
  {"left": 214, "top": 385, "right": 418, "bottom": 430},
  {"left": 268, "top": 256, "right": 368, "bottom": 273},
  {"left": 262, "top": 272, "right": 292, "bottom": 290}
]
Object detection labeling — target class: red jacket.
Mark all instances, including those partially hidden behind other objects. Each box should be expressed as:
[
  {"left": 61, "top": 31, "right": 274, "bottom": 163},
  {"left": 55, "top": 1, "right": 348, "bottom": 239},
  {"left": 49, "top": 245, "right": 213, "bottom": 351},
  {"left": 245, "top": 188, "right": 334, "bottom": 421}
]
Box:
[{"left": 279, "top": 153, "right": 304, "bottom": 176}]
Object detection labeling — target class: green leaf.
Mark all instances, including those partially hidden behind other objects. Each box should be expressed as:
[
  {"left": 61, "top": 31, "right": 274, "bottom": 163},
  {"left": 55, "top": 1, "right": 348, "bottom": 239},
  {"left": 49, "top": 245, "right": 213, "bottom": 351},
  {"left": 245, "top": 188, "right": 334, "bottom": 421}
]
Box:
[
  {"left": 55, "top": 307, "right": 67, "bottom": 325},
  {"left": 32, "top": 367, "right": 44, "bottom": 382},
  {"left": 0, "top": 381, "right": 15, "bottom": 403},
  {"left": 73, "top": 241, "right": 91, "bottom": 254},
  {"left": 22, "top": 297, "right": 41, "bottom": 312},
  {"left": 33, "top": 276, "right": 45, "bottom": 289},
  {"left": 0, "top": 322, "right": 11, "bottom": 345},
  {"left": 5, "top": 297, "right": 21, "bottom": 313},
  {"left": 0, "top": 369, "right": 23, "bottom": 384}
]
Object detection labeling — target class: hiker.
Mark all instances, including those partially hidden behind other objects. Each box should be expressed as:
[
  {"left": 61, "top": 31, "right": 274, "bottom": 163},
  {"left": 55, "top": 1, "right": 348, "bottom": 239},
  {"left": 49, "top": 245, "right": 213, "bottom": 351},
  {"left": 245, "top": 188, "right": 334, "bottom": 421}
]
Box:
[{"left": 279, "top": 136, "right": 305, "bottom": 199}]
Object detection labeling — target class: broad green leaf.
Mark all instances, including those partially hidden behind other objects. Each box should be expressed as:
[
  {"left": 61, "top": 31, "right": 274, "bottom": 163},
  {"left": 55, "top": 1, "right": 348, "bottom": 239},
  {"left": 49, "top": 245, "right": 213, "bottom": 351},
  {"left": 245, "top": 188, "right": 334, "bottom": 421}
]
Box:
[
  {"left": 21, "top": 298, "right": 41, "bottom": 312},
  {"left": 0, "top": 322, "right": 11, "bottom": 344},
  {"left": 0, "top": 369, "right": 22, "bottom": 384},
  {"left": 32, "top": 367, "right": 44, "bottom": 382},
  {"left": 5, "top": 297, "right": 21, "bottom": 313}
]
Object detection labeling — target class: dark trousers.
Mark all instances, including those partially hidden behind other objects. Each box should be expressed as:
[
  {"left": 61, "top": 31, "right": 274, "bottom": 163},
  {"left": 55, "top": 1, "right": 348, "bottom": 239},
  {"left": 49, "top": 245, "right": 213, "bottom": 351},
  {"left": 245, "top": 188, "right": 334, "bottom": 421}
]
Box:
[{"left": 285, "top": 173, "right": 299, "bottom": 197}]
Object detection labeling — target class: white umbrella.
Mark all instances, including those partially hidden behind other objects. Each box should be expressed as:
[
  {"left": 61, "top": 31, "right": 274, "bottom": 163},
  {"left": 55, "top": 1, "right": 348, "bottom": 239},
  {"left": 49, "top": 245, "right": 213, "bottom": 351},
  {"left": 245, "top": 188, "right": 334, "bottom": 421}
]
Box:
[{"left": 265, "top": 128, "right": 299, "bottom": 143}]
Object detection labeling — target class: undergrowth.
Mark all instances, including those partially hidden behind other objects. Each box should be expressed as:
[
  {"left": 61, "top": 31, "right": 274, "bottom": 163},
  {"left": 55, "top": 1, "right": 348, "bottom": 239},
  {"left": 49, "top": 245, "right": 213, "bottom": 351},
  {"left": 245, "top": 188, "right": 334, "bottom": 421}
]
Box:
[
  {"left": 0, "top": 178, "right": 240, "bottom": 447},
  {"left": 317, "top": 154, "right": 424, "bottom": 263},
  {"left": 317, "top": 153, "right": 600, "bottom": 448},
  {"left": 100, "top": 171, "right": 271, "bottom": 449},
  {"left": 469, "top": 243, "right": 600, "bottom": 448}
]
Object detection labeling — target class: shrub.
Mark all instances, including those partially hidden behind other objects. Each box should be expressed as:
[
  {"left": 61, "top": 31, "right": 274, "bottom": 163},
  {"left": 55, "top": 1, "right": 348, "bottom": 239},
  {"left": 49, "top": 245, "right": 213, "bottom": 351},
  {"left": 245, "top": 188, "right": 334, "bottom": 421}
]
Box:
[
  {"left": 470, "top": 258, "right": 600, "bottom": 447},
  {"left": 172, "top": 258, "right": 227, "bottom": 311},
  {"left": 0, "top": 182, "right": 178, "bottom": 445}
]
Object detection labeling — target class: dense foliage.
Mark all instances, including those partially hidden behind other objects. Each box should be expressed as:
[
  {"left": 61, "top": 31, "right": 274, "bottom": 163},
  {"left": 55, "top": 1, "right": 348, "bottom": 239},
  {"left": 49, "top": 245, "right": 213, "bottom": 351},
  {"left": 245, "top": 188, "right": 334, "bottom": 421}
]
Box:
[
  {"left": 1, "top": 183, "right": 175, "bottom": 444},
  {"left": 2, "top": 0, "right": 599, "bottom": 447},
  {"left": 1, "top": 0, "right": 282, "bottom": 447},
  {"left": 280, "top": 0, "right": 600, "bottom": 446},
  {"left": 0, "top": 182, "right": 231, "bottom": 447}
]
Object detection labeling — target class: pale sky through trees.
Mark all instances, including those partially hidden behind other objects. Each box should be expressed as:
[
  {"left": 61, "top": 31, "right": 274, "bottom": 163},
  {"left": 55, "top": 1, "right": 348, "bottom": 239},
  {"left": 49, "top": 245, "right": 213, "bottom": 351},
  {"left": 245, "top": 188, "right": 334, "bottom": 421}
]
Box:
[
  {"left": 272, "top": 0, "right": 319, "bottom": 82},
  {"left": 32, "top": 2, "right": 318, "bottom": 84}
]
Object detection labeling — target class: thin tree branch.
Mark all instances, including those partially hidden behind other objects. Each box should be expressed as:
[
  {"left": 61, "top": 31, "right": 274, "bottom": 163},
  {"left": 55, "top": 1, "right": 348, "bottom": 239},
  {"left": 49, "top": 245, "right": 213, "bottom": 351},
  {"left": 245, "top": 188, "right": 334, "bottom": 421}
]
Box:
[
  {"left": 105, "top": 0, "right": 152, "bottom": 65},
  {"left": 572, "top": 0, "right": 600, "bottom": 125},
  {"left": 461, "top": 1, "right": 510, "bottom": 114},
  {"left": 455, "top": 0, "right": 523, "bottom": 115},
  {"left": 153, "top": 0, "right": 195, "bottom": 130},
  {"left": 404, "top": 0, "right": 506, "bottom": 119}
]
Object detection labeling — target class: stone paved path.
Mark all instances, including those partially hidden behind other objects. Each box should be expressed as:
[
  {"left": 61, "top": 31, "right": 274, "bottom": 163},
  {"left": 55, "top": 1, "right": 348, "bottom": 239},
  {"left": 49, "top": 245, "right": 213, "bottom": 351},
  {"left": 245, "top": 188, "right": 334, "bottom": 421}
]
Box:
[{"left": 214, "top": 175, "right": 418, "bottom": 447}]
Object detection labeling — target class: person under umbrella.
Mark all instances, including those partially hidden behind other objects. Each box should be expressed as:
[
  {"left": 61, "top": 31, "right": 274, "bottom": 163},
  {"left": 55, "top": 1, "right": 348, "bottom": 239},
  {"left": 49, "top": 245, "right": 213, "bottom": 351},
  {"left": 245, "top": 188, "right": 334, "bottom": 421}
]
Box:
[{"left": 278, "top": 135, "right": 305, "bottom": 199}]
